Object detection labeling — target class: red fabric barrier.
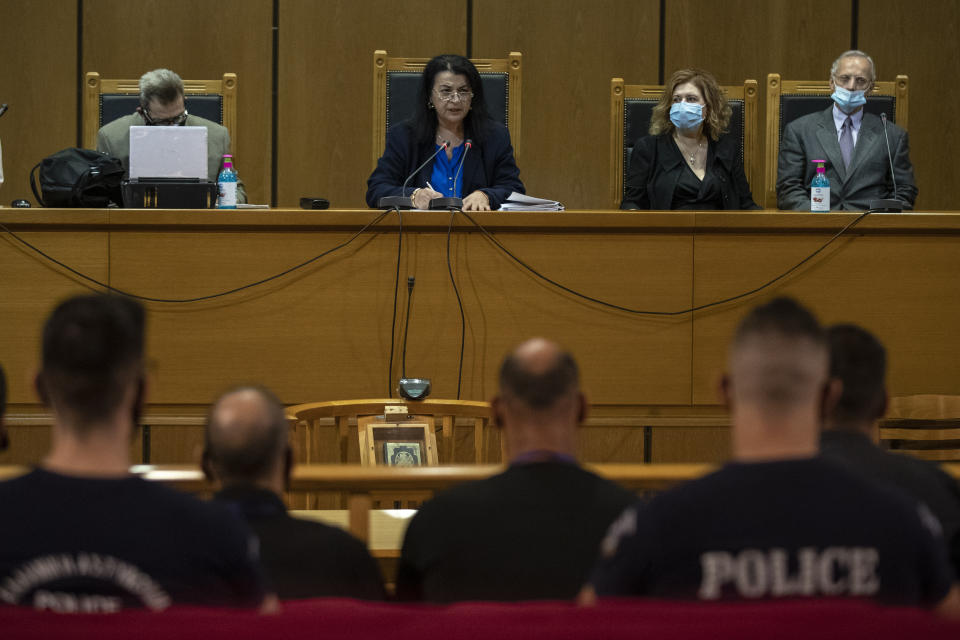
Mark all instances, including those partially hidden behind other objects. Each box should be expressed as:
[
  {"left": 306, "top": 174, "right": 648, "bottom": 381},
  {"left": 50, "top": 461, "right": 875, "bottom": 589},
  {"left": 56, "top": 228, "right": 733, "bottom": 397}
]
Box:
[{"left": 1, "top": 598, "right": 958, "bottom": 639}]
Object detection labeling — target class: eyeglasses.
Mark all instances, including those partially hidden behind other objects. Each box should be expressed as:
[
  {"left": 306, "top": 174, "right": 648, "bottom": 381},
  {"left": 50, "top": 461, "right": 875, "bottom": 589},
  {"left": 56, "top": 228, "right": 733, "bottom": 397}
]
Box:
[
  {"left": 142, "top": 107, "right": 189, "bottom": 126},
  {"left": 434, "top": 89, "right": 473, "bottom": 103},
  {"left": 834, "top": 74, "right": 871, "bottom": 89}
]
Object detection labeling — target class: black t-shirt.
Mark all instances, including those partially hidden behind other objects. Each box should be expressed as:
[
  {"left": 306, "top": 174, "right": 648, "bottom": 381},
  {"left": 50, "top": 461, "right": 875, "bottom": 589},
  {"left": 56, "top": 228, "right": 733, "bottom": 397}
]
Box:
[
  {"left": 0, "top": 469, "right": 264, "bottom": 612},
  {"left": 214, "top": 485, "right": 385, "bottom": 601},
  {"left": 396, "top": 461, "right": 637, "bottom": 603},
  {"left": 590, "top": 458, "right": 953, "bottom": 606},
  {"left": 820, "top": 430, "right": 960, "bottom": 576}
]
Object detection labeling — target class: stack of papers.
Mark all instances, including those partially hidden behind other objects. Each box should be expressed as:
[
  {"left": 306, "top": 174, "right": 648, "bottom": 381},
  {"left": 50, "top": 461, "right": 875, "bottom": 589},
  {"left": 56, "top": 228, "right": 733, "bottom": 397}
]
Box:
[{"left": 498, "top": 192, "right": 564, "bottom": 211}]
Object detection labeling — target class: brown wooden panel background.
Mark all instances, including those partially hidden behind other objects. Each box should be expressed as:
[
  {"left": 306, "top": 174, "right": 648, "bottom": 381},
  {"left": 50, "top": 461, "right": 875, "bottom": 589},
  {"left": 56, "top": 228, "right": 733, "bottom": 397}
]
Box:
[
  {"left": 1, "top": 1, "right": 959, "bottom": 209},
  {"left": 0, "top": 0, "right": 77, "bottom": 206},
  {"left": 860, "top": 0, "right": 960, "bottom": 210},
  {"left": 81, "top": 0, "right": 274, "bottom": 204},
  {"left": 472, "top": 0, "right": 660, "bottom": 209},
  {"left": 276, "top": 0, "right": 467, "bottom": 208}
]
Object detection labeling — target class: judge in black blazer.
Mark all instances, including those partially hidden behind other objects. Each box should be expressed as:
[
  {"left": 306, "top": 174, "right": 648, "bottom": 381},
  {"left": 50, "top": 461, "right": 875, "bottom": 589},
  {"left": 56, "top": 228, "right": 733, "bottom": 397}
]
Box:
[
  {"left": 366, "top": 54, "right": 524, "bottom": 210},
  {"left": 621, "top": 68, "right": 759, "bottom": 211}
]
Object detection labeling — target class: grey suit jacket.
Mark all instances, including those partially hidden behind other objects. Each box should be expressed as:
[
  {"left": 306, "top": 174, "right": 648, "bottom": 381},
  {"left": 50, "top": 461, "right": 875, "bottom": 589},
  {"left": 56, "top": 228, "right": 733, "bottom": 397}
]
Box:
[
  {"left": 776, "top": 106, "right": 916, "bottom": 211},
  {"left": 96, "top": 113, "right": 247, "bottom": 204}
]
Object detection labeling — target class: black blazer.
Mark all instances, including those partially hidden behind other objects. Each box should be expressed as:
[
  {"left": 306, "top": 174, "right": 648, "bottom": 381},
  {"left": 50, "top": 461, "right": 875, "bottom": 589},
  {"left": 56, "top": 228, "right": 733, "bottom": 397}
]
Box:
[
  {"left": 621, "top": 132, "right": 759, "bottom": 210},
  {"left": 366, "top": 121, "right": 524, "bottom": 209}
]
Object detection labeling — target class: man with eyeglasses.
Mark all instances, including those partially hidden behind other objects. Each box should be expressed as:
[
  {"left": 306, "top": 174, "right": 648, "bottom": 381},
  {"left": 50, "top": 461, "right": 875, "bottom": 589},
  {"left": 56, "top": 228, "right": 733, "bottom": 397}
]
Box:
[
  {"left": 96, "top": 68, "right": 246, "bottom": 203},
  {"left": 776, "top": 50, "right": 916, "bottom": 211}
]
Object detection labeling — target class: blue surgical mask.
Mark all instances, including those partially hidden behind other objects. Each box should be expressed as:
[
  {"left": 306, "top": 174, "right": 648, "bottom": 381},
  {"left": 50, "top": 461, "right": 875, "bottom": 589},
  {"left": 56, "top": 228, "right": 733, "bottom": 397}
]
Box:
[
  {"left": 670, "top": 102, "right": 704, "bottom": 131},
  {"left": 831, "top": 86, "right": 867, "bottom": 114}
]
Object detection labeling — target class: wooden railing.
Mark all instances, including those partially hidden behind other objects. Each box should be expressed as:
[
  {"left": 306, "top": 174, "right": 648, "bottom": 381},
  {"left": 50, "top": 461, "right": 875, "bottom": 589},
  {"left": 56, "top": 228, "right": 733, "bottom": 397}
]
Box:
[{"left": 3, "top": 463, "right": 958, "bottom": 545}]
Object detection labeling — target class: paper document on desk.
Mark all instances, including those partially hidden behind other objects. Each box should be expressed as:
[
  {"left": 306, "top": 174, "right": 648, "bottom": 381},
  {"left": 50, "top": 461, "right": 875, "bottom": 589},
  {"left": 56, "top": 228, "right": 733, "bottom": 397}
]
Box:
[{"left": 498, "top": 192, "right": 564, "bottom": 211}]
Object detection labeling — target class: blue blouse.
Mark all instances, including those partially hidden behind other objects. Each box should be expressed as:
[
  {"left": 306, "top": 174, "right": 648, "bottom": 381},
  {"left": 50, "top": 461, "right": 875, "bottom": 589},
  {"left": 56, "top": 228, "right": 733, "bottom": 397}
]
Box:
[{"left": 429, "top": 142, "right": 466, "bottom": 198}]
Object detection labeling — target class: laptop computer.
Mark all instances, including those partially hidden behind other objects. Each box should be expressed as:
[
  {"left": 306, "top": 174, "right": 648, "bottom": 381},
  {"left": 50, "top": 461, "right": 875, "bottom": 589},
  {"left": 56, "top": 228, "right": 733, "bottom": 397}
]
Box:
[{"left": 128, "top": 125, "right": 208, "bottom": 180}]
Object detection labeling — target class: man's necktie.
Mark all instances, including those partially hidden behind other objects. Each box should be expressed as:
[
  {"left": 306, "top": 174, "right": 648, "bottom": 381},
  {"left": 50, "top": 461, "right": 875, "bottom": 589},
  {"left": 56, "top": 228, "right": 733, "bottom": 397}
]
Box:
[{"left": 840, "top": 117, "right": 854, "bottom": 169}]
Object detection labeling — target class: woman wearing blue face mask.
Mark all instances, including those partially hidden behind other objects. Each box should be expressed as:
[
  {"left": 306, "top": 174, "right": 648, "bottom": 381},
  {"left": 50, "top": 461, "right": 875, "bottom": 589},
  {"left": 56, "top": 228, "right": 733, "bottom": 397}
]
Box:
[{"left": 621, "top": 68, "right": 759, "bottom": 210}]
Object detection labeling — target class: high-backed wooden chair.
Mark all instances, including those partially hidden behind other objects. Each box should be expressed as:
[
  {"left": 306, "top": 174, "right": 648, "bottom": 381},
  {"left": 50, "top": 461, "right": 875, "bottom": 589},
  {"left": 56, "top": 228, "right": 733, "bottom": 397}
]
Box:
[
  {"left": 881, "top": 395, "right": 960, "bottom": 462},
  {"left": 763, "top": 73, "right": 908, "bottom": 208},
  {"left": 286, "top": 398, "right": 495, "bottom": 466},
  {"left": 372, "top": 50, "right": 522, "bottom": 168},
  {"left": 610, "top": 78, "right": 760, "bottom": 209},
  {"left": 83, "top": 71, "right": 238, "bottom": 151}
]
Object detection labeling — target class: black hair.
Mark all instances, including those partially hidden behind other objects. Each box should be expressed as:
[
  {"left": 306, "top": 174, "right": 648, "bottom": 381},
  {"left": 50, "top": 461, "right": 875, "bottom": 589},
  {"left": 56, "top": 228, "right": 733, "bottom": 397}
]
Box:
[
  {"left": 734, "top": 297, "right": 826, "bottom": 348},
  {"left": 39, "top": 294, "right": 145, "bottom": 429},
  {"left": 828, "top": 324, "right": 887, "bottom": 425},
  {"left": 499, "top": 348, "right": 580, "bottom": 410},
  {"left": 204, "top": 385, "right": 288, "bottom": 483},
  {"left": 411, "top": 54, "right": 493, "bottom": 146}
]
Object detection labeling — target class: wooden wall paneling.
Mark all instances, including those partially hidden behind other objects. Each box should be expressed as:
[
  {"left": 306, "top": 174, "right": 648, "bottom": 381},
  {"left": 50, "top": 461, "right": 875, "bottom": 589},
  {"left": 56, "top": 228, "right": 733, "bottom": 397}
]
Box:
[
  {"left": 650, "top": 427, "right": 729, "bottom": 463},
  {"left": 691, "top": 230, "right": 960, "bottom": 404},
  {"left": 276, "top": 0, "right": 467, "bottom": 208},
  {"left": 577, "top": 427, "right": 646, "bottom": 464},
  {"left": 0, "top": 424, "right": 51, "bottom": 466},
  {"left": 0, "top": 0, "right": 77, "bottom": 206},
  {"left": 664, "top": 0, "right": 852, "bottom": 207},
  {"left": 860, "top": 1, "right": 960, "bottom": 211},
  {"left": 82, "top": 0, "right": 273, "bottom": 204},
  {"left": 471, "top": 0, "right": 659, "bottom": 210},
  {"left": 0, "top": 223, "right": 110, "bottom": 404},
  {"left": 442, "top": 228, "right": 693, "bottom": 404},
  {"left": 106, "top": 217, "right": 693, "bottom": 407}
]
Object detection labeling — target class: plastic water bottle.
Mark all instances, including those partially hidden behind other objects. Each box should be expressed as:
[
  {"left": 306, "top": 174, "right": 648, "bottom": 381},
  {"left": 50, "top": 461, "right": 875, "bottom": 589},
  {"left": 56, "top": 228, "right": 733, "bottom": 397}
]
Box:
[
  {"left": 810, "top": 159, "right": 830, "bottom": 212},
  {"left": 217, "top": 154, "right": 238, "bottom": 209}
]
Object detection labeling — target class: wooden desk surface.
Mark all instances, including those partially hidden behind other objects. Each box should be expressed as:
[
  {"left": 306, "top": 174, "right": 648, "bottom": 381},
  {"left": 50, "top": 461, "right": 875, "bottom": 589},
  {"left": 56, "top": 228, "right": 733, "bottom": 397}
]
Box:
[{"left": 2, "top": 209, "right": 959, "bottom": 465}]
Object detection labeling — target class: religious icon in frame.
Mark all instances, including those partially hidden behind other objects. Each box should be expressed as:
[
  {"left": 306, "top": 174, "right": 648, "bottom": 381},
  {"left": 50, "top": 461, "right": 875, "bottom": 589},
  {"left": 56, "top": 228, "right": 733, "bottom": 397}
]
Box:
[{"left": 384, "top": 442, "right": 423, "bottom": 467}]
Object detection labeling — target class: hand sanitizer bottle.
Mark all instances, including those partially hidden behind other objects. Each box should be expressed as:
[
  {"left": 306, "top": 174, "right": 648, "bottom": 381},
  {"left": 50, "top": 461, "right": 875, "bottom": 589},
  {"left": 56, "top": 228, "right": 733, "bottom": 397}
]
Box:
[
  {"left": 217, "top": 155, "right": 238, "bottom": 209},
  {"left": 810, "top": 159, "right": 830, "bottom": 212}
]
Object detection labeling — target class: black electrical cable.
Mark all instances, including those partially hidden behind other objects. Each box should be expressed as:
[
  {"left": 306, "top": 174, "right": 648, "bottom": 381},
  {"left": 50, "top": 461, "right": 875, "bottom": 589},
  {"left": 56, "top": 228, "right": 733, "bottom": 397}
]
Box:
[
  {"left": 0, "top": 211, "right": 390, "bottom": 304},
  {"left": 457, "top": 209, "right": 872, "bottom": 316},
  {"left": 401, "top": 276, "right": 415, "bottom": 378},
  {"left": 446, "top": 211, "right": 466, "bottom": 399},
  {"left": 387, "top": 209, "right": 403, "bottom": 397}
]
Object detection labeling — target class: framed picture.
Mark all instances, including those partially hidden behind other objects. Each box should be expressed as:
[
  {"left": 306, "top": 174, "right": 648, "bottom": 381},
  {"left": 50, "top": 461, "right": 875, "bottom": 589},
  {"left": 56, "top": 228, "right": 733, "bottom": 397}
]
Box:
[
  {"left": 358, "top": 421, "right": 438, "bottom": 466},
  {"left": 383, "top": 442, "right": 423, "bottom": 466}
]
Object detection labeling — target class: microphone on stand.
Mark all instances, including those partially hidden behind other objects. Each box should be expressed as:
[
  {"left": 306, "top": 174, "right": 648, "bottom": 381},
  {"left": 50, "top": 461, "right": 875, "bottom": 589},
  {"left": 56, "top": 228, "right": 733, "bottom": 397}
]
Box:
[
  {"left": 397, "top": 275, "right": 431, "bottom": 401},
  {"left": 868, "top": 113, "right": 903, "bottom": 213},
  {"left": 431, "top": 139, "right": 473, "bottom": 210},
  {"left": 378, "top": 141, "right": 449, "bottom": 210}
]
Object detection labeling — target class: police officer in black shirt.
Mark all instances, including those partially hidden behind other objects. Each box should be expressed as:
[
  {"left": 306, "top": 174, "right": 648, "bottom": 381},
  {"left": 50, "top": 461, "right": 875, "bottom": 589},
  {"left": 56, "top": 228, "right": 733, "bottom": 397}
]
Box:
[
  {"left": 396, "top": 338, "right": 636, "bottom": 602},
  {"left": 584, "top": 298, "right": 960, "bottom": 614},
  {"left": 203, "top": 386, "right": 386, "bottom": 601},
  {"left": 0, "top": 294, "right": 265, "bottom": 611},
  {"left": 821, "top": 323, "right": 960, "bottom": 578}
]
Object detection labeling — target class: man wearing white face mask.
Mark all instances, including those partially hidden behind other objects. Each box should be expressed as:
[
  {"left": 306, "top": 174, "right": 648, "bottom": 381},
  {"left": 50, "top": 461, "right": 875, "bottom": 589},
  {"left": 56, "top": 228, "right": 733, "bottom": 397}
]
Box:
[{"left": 776, "top": 50, "right": 917, "bottom": 211}]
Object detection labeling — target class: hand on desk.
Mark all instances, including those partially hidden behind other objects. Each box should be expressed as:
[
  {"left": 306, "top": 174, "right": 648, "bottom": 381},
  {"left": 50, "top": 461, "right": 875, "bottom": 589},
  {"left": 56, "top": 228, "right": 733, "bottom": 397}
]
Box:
[
  {"left": 462, "top": 190, "right": 491, "bottom": 211},
  {"left": 412, "top": 187, "right": 442, "bottom": 209}
]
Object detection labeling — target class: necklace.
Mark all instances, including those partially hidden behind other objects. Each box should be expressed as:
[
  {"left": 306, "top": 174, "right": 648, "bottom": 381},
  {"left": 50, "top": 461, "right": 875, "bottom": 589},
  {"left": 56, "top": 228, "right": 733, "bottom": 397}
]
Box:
[{"left": 675, "top": 135, "right": 704, "bottom": 165}]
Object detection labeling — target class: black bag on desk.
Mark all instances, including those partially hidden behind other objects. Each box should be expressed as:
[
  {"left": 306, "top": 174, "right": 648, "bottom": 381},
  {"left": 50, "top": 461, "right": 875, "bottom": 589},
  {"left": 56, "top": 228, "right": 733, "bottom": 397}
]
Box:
[{"left": 29, "top": 148, "right": 124, "bottom": 207}]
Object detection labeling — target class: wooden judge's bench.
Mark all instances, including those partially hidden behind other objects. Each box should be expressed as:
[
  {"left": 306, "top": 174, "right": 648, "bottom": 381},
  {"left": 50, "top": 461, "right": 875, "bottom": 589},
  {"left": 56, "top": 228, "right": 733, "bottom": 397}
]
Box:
[{"left": 2, "top": 208, "right": 960, "bottom": 467}]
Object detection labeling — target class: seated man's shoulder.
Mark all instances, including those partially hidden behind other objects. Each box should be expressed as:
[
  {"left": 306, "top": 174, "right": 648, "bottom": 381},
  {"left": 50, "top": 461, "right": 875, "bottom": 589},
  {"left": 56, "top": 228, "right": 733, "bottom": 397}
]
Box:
[
  {"left": 186, "top": 115, "right": 229, "bottom": 137},
  {"left": 97, "top": 113, "right": 139, "bottom": 136},
  {"left": 275, "top": 513, "right": 370, "bottom": 551},
  {"left": 782, "top": 109, "right": 825, "bottom": 133}
]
